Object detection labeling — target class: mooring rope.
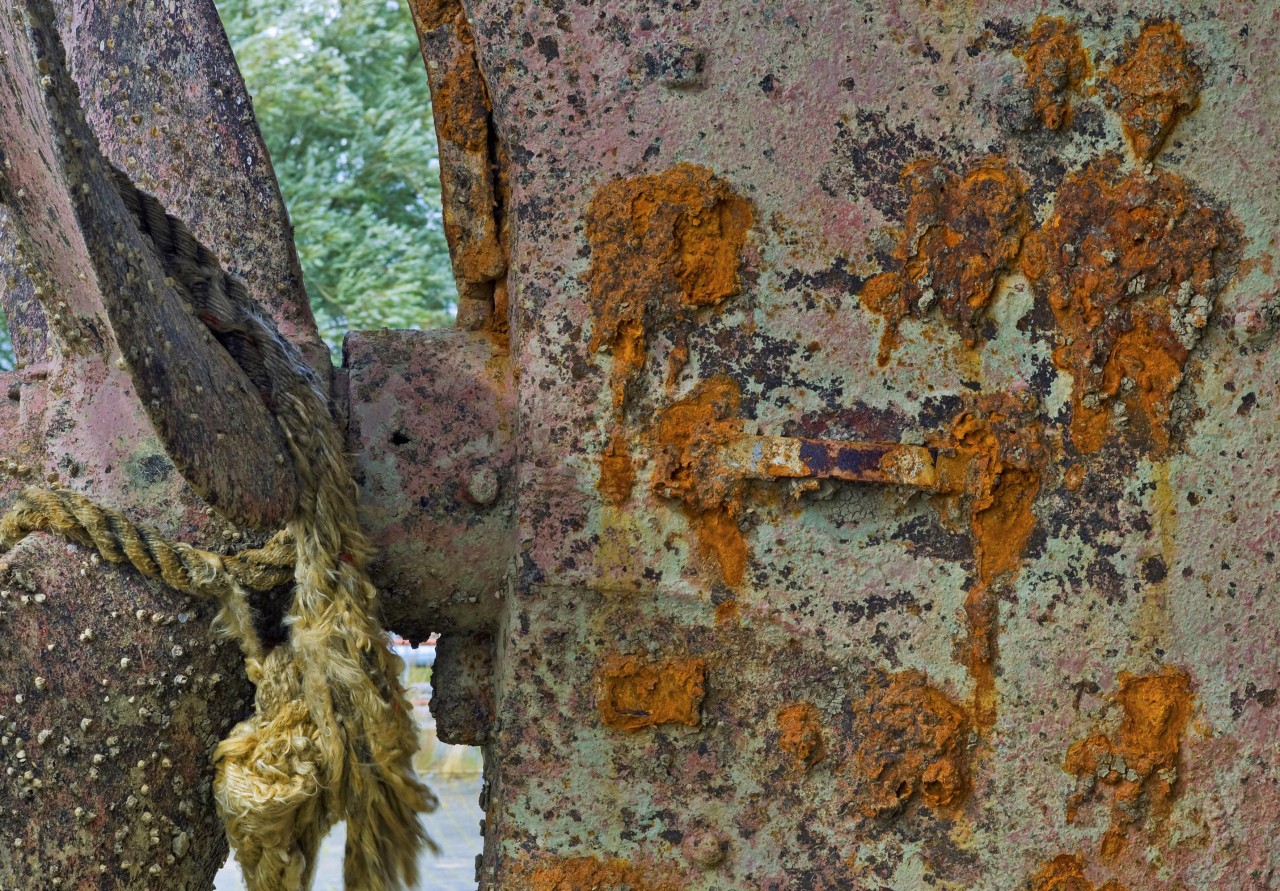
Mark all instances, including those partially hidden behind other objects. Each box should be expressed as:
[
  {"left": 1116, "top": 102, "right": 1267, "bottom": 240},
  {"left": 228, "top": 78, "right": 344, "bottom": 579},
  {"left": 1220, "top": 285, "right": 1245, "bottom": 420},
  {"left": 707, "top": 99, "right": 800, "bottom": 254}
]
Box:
[{"left": 0, "top": 168, "right": 436, "bottom": 891}]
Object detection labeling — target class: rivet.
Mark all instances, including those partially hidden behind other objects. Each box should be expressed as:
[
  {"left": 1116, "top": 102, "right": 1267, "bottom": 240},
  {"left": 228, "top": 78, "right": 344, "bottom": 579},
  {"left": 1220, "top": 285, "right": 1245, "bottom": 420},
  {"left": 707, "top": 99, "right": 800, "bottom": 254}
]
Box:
[{"left": 465, "top": 466, "right": 500, "bottom": 506}]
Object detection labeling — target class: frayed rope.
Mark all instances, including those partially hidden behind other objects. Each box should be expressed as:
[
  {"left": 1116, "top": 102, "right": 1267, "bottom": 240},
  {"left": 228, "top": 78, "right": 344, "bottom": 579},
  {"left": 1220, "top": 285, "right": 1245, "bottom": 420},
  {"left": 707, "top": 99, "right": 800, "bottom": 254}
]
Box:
[{"left": 0, "top": 168, "right": 437, "bottom": 891}]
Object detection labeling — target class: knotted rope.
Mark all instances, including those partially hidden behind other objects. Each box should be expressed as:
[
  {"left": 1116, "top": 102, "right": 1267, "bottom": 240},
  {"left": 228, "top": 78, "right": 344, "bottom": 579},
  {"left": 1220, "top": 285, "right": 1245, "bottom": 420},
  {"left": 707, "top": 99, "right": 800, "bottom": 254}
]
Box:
[{"left": 0, "top": 169, "right": 436, "bottom": 891}]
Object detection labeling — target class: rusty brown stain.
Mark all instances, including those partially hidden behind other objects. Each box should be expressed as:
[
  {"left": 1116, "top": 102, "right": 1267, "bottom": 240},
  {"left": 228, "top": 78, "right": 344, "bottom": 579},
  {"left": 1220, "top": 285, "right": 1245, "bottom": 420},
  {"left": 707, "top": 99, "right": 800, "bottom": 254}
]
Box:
[
  {"left": 597, "top": 429, "right": 636, "bottom": 505},
  {"left": 1030, "top": 854, "right": 1128, "bottom": 891},
  {"left": 933, "top": 397, "right": 1046, "bottom": 729},
  {"left": 597, "top": 655, "right": 707, "bottom": 732},
  {"left": 426, "top": 24, "right": 489, "bottom": 153},
  {"left": 1102, "top": 20, "right": 1202, "bottom": 161},
  {"left": 650, "top": 375, "right": 748, "bottom": 586},
  {"left": 776, "top": 701, "right": 826, "bottom": 771},
  {"left": 521, "top": 856, "right": 680, "bottom": 891},
  {"left": 586, "top": 163, "right": 752, "bottom": 410},
  {"left": 860, "top": 157, "right": 1029, "bottom": 365},
  {"left": 1064, "top": 667, "right": 1194, "bottom": 861},
  {"left": 407, "top": 0, "right": 463, "bottom": 33},
  {"left": 713, "top": 598, "right": 740, "bottom": 626},
  {"left": 849, "top": 671, "right": 969, "bottom": 817},
  {"left": 1019, "top": 17, "right": 1092, "bottom": 130},
  {"left": 1022, "top": 154, "right": 1239, "bottom": 456}
]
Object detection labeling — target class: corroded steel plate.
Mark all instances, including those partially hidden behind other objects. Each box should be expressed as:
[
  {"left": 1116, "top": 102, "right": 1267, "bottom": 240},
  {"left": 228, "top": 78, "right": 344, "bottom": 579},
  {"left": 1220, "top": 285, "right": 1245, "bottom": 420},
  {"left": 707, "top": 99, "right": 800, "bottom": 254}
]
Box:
[{"left": 457, "top": 2, "right": 1280, "bottom": 888}]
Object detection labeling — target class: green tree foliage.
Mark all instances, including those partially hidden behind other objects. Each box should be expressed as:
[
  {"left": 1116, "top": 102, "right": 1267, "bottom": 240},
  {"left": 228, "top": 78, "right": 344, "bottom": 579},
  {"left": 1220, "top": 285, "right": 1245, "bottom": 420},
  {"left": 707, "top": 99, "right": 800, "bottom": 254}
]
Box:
[
  {"left": 0, "top": 311, "right": 11, "bottom": 371},
  {"left": 216, "top": 0, "right": 454, "bottom": 351}
]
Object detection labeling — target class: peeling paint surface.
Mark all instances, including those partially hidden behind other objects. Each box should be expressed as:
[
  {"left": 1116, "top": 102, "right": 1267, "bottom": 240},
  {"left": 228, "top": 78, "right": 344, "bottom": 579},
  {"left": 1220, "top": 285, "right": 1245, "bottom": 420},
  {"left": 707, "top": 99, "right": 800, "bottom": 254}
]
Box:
[{"left": 457, "top": 1, "right": 1280, "bottom": 888}]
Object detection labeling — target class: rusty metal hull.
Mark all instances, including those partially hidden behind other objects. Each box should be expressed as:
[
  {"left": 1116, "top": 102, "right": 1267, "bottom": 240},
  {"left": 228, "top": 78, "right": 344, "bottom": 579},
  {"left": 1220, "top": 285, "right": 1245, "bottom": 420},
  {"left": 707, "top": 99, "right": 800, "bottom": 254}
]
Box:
[{"left": 446, "top": 2, "right": 1280, "bottom": 888}]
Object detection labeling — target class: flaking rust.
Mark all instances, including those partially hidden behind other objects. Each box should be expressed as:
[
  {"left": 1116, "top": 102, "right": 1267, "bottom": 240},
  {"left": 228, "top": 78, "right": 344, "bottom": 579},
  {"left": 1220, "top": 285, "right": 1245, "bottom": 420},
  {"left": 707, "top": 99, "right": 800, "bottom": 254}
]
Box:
[
  {"left": 517, "top": 856, "right": 680, "bottom": 891},
  {"left": 860, "top": 157, "right": 1029, "bottom": 365},
  {"left": 1063, "top": 667, "right": 1194, "bottom": 862},
  {"left": 776, "top": 701, "right": 826, "bottom": 772},
  {"left": 410, "top": 0, "right": 507, "bottom": 321},
  {"left": 1019, "top": 17, "right": 1092, "bottom": 131},
  {"left": 845, "top": 671, "right": 969, "bottom": 819},
  {"left": 1102, "top": 21, "right": 1203, "bottom": 162},
  {"left": 1030, "top": 855, "right": 1128, "bottom": 891},
  {"left": 586, "top": 163, "right": 753, "bottom": 413},
  {"left": 648, "top": 376, "right": 748, "bottom": 587},
  {"left": 1022, "top": 153, "right": 1239, "bottom": 455}
]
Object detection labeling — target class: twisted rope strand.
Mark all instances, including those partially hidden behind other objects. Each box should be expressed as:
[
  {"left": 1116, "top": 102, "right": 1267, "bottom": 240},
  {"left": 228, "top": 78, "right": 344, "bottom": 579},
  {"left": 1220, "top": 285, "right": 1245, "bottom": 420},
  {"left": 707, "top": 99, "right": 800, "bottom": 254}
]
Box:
[{"left": 2, "top": 167, "right": 436, "bottom": 891}]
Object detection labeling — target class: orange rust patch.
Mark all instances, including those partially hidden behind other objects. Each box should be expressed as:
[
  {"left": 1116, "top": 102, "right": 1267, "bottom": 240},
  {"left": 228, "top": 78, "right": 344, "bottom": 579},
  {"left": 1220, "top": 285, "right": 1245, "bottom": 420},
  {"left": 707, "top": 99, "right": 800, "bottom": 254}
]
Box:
[
  {"left": 650, "top": 376, "right": 749, "bottom": 586},
  {"left": 597, "top": 655, "right": 707, "bottom": 732},
  {"left": 1102, "top": 21, "right": 1202, "bottom": 161},
  {"left": 597, "top": 430, "right": 636, "bottom": 506},
  {"left": 428, "top": 37, "right": 490, "bottom": 153},
  {"left": 586, "top": 164, "right": 752, "bottom": 410},
  {"left": 1020, "top": 17, "right": 1092, "bottom": 130},
  {"left": 777, "top": 702, "right": 826, "bottom": 771},
  {"left": 859, "top": 157, "right": 1029, "bottom": 365},
  {"left": 523, "top": 857, "right": 679, "bottom": 891},
  {"left": 713, "top": 598, "right": 740, "bottom": 626},
  {"left": 933, "top": 397, "right": 1046, "bottom": 728},
  {"left": 1022, "top": 154, "right": 1238, "bottom": 456},
  {"left": 1064, "top": 667, "right": 1194, "bottom": 861},
  {"left": 1030, "top": 854, "right": 1128, "bottom": 891},
  {"left": 850, "top": 671, "right": 969, "bottom": 817}
]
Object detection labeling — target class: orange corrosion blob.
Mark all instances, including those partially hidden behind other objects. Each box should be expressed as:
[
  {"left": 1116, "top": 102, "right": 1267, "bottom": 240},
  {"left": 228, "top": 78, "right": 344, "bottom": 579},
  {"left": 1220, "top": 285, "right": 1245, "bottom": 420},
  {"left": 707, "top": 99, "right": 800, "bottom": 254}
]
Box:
[
  {"left": 1020, "top": 17, "right": 1092, "bottom": 130},
  {"left": 650, "top": 376, "right": 749, "bottom": 586},
  {"left": 525, "top": 857, "right": 679, "bottom": 891},
  {"left": 1064, "top": 667, "right": 1194, "bottom": 861},
  {"left": 1103, "top": 21, "right": 1202, "bottom": 161},
  {"left": 859, "top": 157, "right": 1029, "bottom": 365},
  {"left": 1022, "top": 154, "right": 1238, "bottom": 456},
  {"left": 777, "top": 702, "right": 826, "bottom": 771},
  {"left": 849, "top": 671, "right": 969, "bottom": 817},
  {"left": 1030, "top": 854, "right": 1128, "bottom": 891},
  {"left": 585, "top": 164, "right": 753, "bottom": 410},
  {"left": 597, "top": 655, "right": 707, "bottom": 732}
]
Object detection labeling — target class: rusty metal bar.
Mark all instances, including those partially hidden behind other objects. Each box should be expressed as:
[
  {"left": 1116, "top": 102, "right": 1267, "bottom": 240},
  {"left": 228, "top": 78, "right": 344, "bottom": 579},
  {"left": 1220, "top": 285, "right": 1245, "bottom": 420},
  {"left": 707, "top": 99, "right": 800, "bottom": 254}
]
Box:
[{"left": 716, "top": 435, "right": 941, "bottom": 489}]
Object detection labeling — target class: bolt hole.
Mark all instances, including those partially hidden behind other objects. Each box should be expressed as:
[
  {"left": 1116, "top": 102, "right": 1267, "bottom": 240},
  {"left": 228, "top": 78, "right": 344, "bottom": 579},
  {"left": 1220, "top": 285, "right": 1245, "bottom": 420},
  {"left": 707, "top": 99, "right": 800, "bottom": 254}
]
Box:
[{"left": 389, "top": 429, "right": 411, "bottom": 446}]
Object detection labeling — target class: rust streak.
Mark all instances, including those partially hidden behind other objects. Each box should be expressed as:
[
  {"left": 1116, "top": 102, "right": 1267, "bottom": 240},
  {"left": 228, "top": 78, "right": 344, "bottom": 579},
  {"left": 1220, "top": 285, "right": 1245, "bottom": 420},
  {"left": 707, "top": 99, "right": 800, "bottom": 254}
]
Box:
[
  {"left": 650, "top": 376, "right": 748, "bottom": 586},
  {"left": 933, "top": 396, "right": 1046, "bottom": 729}
]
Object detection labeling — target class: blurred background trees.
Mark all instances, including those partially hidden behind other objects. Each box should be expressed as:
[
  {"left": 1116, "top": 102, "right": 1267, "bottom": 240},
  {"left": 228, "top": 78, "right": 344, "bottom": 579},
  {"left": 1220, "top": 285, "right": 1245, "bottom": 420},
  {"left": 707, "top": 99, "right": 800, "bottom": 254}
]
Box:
[
  {"left": 216, "top": 0, "right": 455, "bottom": 353},
  {"left": 0, "top": 0, "right": 454, "bottom": 371}
]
